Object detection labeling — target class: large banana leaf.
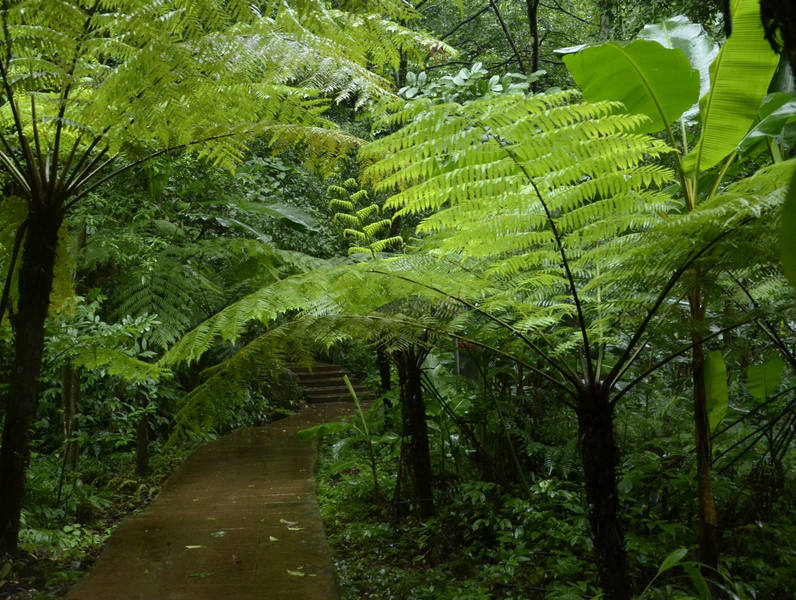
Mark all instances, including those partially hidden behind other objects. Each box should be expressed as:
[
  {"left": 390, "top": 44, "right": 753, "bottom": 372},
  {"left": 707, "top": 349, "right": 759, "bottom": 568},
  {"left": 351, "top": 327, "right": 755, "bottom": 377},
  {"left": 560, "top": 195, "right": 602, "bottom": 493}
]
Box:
[
  {"left": 638, "top": 15, "right": 718, "bottom": 121},
  {"left": 563, "top": 39, "right": 699, "bottom": 134},
  {"left": 681, "top": 0, "right": 780, "bottom": 175}
]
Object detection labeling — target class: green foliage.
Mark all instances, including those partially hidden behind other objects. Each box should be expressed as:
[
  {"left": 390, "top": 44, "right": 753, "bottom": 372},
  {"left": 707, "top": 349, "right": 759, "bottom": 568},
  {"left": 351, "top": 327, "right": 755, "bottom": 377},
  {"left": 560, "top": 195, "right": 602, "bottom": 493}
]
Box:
[
  {"left": 328, "top": 178, "right": 401, "bottom": 256},
  {"left": 562, "top": 40, "right": 700, "bottom": 134},
  {"left": 399, "top": 64, "right": 536, "bottom": 103},
  {"left": 782, "top": 171, "right": 796, "bottom": 286},
  {"left": 636, "top": 15, "right": 719, "bottom": 120},
  {"left": 704, "top": 350, "right": 728, "bottom": 431},
  {"left": 746, "top": 354, "right": 785, "bottom": 401},
  {"left": 681, "top": 0, "right": 781, "bottom": 175}
]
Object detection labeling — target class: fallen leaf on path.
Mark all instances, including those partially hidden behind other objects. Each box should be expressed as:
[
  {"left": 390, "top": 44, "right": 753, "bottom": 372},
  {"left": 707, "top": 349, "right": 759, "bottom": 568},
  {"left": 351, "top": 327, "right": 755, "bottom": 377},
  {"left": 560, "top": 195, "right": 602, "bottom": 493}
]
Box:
[
  {"left": 210, "top": 530, "right": 226, "bottom": 538},
  {"left": 185, "top": 545, "right": 206, "bottom": 549},
  {"left": 287, "top": 526, "right": 304, "bottom": 531},
  {"left": 269, "top": 536, "right": 279, "bottom": 542},
  {"left": 279, "top": 519, "right": 298, "bottom": 526},
  {"left": 287, "top": 569, "right": 305, "bottom": 577}
]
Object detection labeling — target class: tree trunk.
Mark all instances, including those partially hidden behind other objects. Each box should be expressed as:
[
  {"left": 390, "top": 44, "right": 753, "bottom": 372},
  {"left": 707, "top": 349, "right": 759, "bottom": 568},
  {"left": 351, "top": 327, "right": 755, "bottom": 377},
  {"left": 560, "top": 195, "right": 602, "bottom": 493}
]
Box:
[
  {"left": 377, "top": 345, "right": 391, "bottom": 392},
  {"left": 0, "top": 206, "right": 63, "bottom": 554},
  {"left": 61, "top": 364, "right": 80, "bottom": 471},
  {"left": 576, "top": 386, "right": 629, "bottom": 600},
  {"left": 395, "top": 348, "right": 434, "bottom": 518},
  {"left": 524, "top": 0, "right": 540, "bottom": 90},
  {"left": 689, "top": 291, "right": 719, "bottom": 570},
  {"left": 135, "top": 409, "right": 149, "bottom": 477}
]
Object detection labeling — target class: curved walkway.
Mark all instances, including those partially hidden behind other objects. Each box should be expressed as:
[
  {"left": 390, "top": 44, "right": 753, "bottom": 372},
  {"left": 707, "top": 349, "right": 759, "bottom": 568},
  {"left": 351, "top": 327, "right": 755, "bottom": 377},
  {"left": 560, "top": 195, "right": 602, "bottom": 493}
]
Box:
[{"left": 66, "top": 403, "right": 354, "bottom": 600}]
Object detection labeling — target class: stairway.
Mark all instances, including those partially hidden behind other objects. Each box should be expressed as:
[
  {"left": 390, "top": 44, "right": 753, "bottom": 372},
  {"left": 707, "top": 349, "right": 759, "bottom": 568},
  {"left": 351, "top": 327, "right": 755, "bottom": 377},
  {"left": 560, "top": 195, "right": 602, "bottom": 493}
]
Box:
[{"left": 291, "top": 362, "right": 369, "bottom": 404}]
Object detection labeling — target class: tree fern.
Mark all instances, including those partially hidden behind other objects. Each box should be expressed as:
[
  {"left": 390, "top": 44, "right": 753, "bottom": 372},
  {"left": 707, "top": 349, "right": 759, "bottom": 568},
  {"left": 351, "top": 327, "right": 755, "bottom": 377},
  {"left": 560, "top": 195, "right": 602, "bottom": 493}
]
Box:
[
  {"left": 328, "top": 178, "right": 402, "bottom": 256},
  {"left": 0, "top": 0, "right": 451, "bottom": 554}
]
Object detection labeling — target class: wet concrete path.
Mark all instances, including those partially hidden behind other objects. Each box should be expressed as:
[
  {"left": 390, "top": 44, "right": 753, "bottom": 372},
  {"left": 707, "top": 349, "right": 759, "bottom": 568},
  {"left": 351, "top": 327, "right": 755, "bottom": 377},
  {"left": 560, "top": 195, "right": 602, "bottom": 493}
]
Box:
[{"left": 66, "top": 403, "right": 354, "bottom": 600}]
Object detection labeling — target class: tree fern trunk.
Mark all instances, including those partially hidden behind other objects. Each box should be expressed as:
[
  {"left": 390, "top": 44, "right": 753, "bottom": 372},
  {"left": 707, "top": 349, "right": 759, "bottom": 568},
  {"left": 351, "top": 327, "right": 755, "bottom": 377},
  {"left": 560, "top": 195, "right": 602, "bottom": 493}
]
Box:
[
  {"left": 576, "top": 386, "right": 629, "bottom": 600},
  {"left": 396, "top": 348, "right": 434, "bottom": 518},
  {"left": 689, "top": 291, "right": 719, "bottom": 570},
  {"left": 0, "top": 206, "right": 63, "bottom": 554}
]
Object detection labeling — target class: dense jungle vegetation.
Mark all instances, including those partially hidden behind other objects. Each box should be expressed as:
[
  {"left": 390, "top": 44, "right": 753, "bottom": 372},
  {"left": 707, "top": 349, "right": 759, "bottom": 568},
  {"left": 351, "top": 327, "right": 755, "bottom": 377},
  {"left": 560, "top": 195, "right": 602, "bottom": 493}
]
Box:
[{"left": 0, "top": 0, "right": 795, "bottom": 598}]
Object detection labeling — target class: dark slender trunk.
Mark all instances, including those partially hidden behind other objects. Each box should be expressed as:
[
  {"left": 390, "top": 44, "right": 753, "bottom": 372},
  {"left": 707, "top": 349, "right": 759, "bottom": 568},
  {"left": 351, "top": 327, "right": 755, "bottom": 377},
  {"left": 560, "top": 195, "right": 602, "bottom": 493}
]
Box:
[
  {"left": 576, "top": 386, "right": 629, "bottom": 600},
  {"left": 61, "top": 364, "right": 80, "bottom": 471},
  {"left": 524, "top": 0, "right": 540, "bottom": 90},
  {"left": 395, "top": 49, "right": 407, "bottom": 89},
  {"left": 689, "top": 291, "right": 719, "bottom": 570},
  {"left": 135, "top": 410, "right": 149, "bottom": 476},
  {"left": 395, "top": 348, "right": 434, "bottom": 518},
  {"left": 377, "top": 346, "right": 391, "bottom": 392},
  {"left": 0, "top": 206, "right": 63, "bottom": 554}
]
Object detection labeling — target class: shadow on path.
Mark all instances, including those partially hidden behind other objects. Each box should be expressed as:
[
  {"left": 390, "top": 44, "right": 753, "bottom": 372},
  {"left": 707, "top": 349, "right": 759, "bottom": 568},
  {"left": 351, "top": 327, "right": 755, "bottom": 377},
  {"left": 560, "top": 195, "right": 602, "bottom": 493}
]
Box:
[{"left": 66, "top": 403, "right": 354, "bottom": 600}]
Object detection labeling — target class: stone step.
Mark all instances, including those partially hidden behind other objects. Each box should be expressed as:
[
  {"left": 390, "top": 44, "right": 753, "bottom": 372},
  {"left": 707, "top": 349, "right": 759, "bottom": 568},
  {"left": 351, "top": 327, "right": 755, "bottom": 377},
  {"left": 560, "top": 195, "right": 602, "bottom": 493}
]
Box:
[
  {"left": 292, "top": 364, "right": 343, "bottom": 374},
  {"left": 289, "top": 362, "right": 370, "bottom": 405},
  {"left": 300, "top": 375, "right": 351, "bottom": 384}
]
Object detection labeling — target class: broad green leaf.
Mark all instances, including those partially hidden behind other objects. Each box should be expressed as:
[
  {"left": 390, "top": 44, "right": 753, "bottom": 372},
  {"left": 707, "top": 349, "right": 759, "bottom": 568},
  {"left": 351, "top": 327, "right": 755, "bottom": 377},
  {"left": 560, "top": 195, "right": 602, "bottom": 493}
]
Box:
[
  {"left": 746, "top": 355, "right": 785, "bottom": 400},
  {"left": 704, "top": 350, "right": 728, "bottom": 431},
  {"left": 638, "top": 15, "right": 719, "bottom": 121},
  {"left": 681, "top": 0, "right": 780, "bottom": 175},
  {"left": 238, "top": 200, "right": 319, "bottom": 232},
  {"left": 737, "top": 97, "right": 796, "bottom": 158},
  {"left": 683, "top": 563, "right": 711, "bottom": 600},
  {"left": 657, "top": 547, "right": 688, "bottom": 575},
  {"left": 563, "top": 39, "right": 699, "bottom": 134}
]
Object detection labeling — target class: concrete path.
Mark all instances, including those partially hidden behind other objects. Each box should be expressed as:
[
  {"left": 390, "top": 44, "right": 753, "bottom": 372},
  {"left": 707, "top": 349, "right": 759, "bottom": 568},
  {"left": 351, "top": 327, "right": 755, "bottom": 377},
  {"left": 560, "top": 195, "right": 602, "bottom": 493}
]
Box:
[{"left": 66, "top": 403, "right": 354, "bottom": 600}]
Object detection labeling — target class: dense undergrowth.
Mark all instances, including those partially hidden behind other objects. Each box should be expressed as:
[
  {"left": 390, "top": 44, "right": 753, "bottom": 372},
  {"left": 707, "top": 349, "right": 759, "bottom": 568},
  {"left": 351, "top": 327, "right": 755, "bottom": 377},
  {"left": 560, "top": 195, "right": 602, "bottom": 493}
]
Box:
[
  {"left": 315, "top": 363, "right": 796, "bottom": 600},
  {"left": 0, "top": 447, "right": 185, "bottom": 599}
]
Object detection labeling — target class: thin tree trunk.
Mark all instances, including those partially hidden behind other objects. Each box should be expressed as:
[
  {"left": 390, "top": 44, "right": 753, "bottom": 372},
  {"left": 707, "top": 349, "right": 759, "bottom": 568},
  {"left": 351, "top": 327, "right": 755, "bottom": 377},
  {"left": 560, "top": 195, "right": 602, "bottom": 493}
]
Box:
[
  {"left": 135, "top": 408, "right": 149, "bottom": 477},
  {"left": 576, "top": 386, "right": 629, "bottom": 600},
  {"left": 489, "top": 0, "right": 528, "bottom": 74},
  {"left": 377, "top": 345, "right": 391, "bottom": 392},
  {"left": 524, "top": 0, "right": 540, "bottom": 90},
  {"left": 396, "top": 348, "right": 434, "bottom": 518},
  {"left": 61, "top": 364, "right": 80, "bottom": 471},
  {"left": 689, "top": 290, "right": 719, "bottom": 570},
  {"left": 0, "top": 206, "right": 63, "bottom": 554}
]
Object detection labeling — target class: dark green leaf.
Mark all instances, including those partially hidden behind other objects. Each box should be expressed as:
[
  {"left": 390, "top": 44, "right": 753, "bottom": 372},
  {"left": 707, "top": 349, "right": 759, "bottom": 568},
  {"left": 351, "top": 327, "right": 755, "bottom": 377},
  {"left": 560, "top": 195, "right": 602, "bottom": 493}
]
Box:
[
  {"left": 657, "top": 547, "right": 688, "bottom": 575},
  {"left": 705, "top": 350, "right": 728, "bottom": 431},
  {"left": 746, "top": 355, "right": 785, "bottom": 401}
]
